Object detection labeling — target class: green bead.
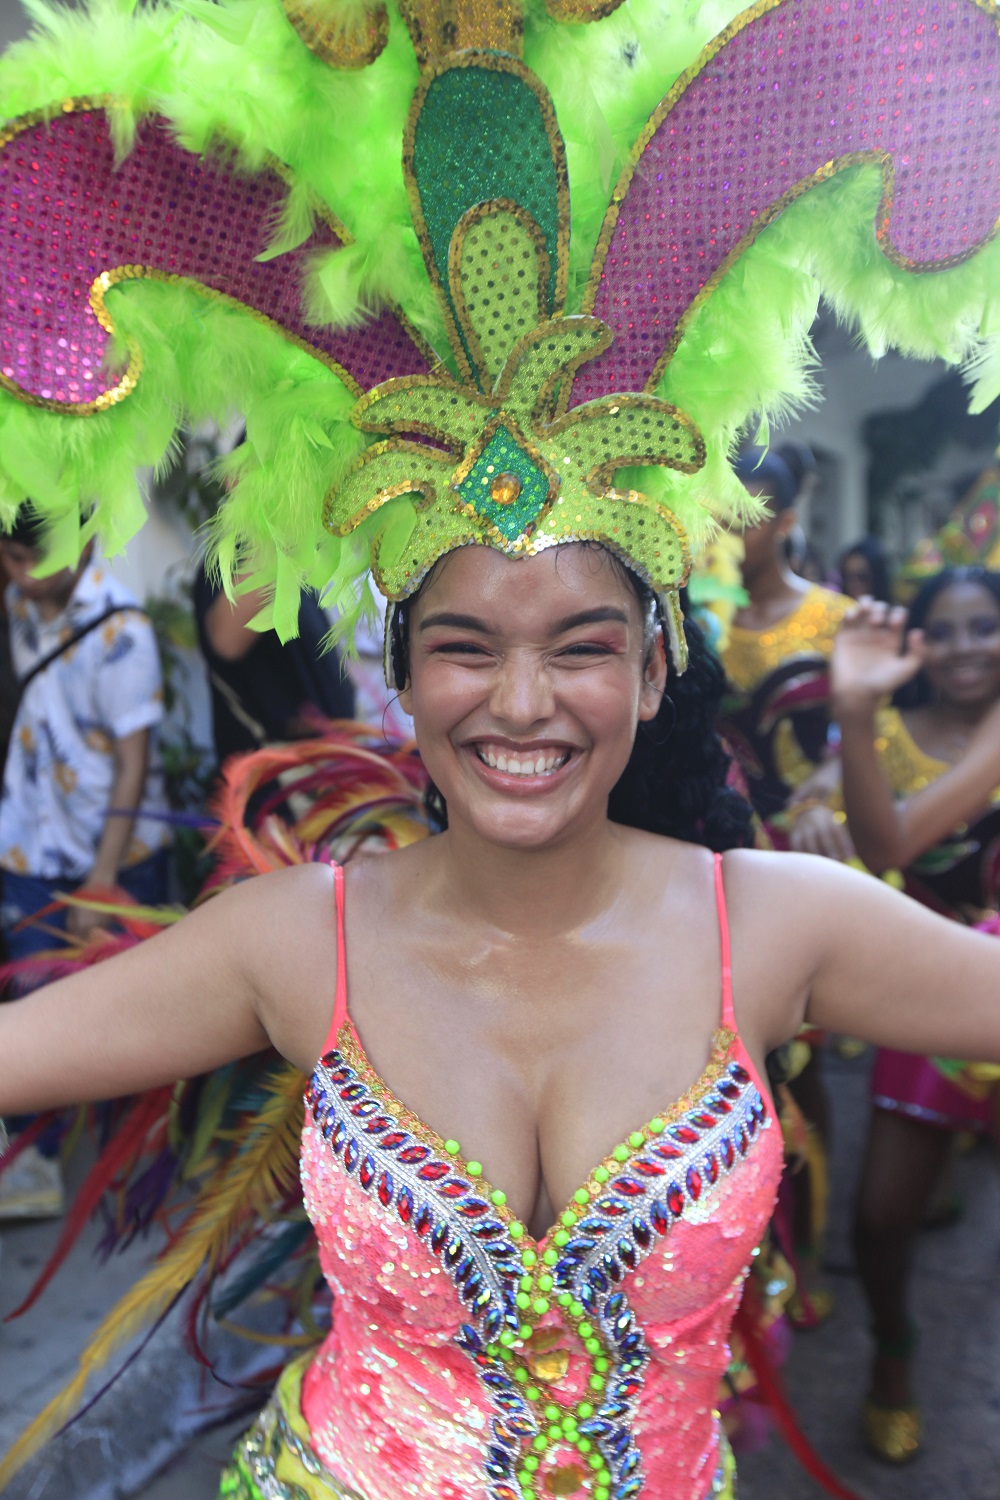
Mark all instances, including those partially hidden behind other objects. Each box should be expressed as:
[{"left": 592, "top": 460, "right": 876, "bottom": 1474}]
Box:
[
  {"left": 557, "top": 1292, "right": 572, "bottom": 1307},
  {"left": 544, "top": 1403, "right": 560, "bottom": 1421},
  {"left": 517, "top": 1292, "right": 531, "bottom": 1310},
  {"left": 444, "top": 1139, "right": 461, "bottom": 1156},
  {"left": 520, "top": 1274, "right": 533, "bottom": 1291},
  {"left": 649, "top": 1117, "right": 665, "bottom": 1134},
  {"left": 532, "top": 1297, "right": 550, "bottom": 1316},
  {"left": 594, "top": 1166, "right": 610, "bottom": 1184},
  {"left": 524, "top": 1455, "right": 539, "bottom": 1472},
  {"left": 570, "top": 1300, "right": 584, "bottom": 1318},
  {"left": 578, "top": 1437, "right": 592, "bottom": 1454},
  {"left": 585, "top": 1338, "right": 601, "bottom": 1356},
  {"left": 595, "top": 1489, "right": 610, "bottom": 1500},
  {"left": 499, "top": 1345, "right": 513, "bottom": 1361},
  {"left": 521, "top": 1248, "right": 538, "bottom": 1268},
  {"left": 532, "top": 1435, "right": 548, "bottom": 1452},
  {"left": 589, "top": 1374, "right": 604, "bottom": 1391},
  {"left": 526, "top": 1386, "right": 541, "bottom": 1402},
  {"left": 510, "top": 1221, "right": 524, "bottom": 1239},
  {"left": 561, "top": 1210, "right": 577, "bottom": 1227},
  {"left": 613, "top": 1145, "right": 629, "bottom": 1163},
  {"left": 514, "top": 1367, "right": 529, "bottom": 1384},
  {"left": 574, "top": 1188, "right": 590, "bottom": 1205},
  {"left": 561, "top": 1417, "right": 577, "bottom": 1436},
  {"left": 577, "top": 1321, "right": 593, "bottom": 1339},
  {"left": 589, "top": 1451, "right": 605, "bottom": 1470},
  {"left": 542, "top": 1247, "right": 559, "bottom": 1266},
  {"left": 520, "top": 1324, "right": 533, "bottom": 1340},
  {"left": 518, "top": 1470, "right": 534, "bottom": 1487},
  {"left": 553, "top": 1230, "right": 570, "bottom": 1247},
  {"left": 595, "top": 1356, "right": 610, "bottom": 1373},
  {"left": 577, "top": 1401, "right": 594, "bottom": 1419},
  {"left": 491, "top": 1189, "right": 506, "bottom": 1206},
  {"left": 548, "top": 1424, "right": 562, "bottom": 1441},
  {"left": 628, "top": 1131, "right": 645, "bottom": 1149},
  {"left": 466, "top": 1160, "right": 483, "bottom": 1176},
  {"left": 538, "top": 1274, "right": 553, "bottom": 1293}
]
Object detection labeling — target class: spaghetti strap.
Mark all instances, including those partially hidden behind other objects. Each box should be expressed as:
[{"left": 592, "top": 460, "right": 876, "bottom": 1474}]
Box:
[
  {"left": 713, "top": 852, "right": 736, "bottom": 1031},
  {"left": 321, "top": 863, "right": 349, "bottom": 1056}
]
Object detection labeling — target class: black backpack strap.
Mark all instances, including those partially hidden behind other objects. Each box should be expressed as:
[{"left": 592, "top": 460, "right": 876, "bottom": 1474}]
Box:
[{"left": 14, "top": 604, "right": 148, "bottom": 701}]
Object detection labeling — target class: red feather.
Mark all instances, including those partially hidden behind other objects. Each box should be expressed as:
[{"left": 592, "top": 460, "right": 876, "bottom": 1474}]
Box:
[
  {"left": 733, "top": 1297, "right": 863, "bottom": 1500},
  {"left": 5, "top": 1088, "right": 171, "bottom": 1320}
]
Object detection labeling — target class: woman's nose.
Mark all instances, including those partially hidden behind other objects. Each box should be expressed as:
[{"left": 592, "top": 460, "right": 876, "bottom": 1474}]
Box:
[{"left": 489, "top": 652, "right": 554, "bottom": 726}]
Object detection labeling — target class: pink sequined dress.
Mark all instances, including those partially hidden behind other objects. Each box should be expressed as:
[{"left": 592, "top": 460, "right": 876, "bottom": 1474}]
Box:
[{"left": 223, "top": 855, "right": 783, "bottom": 1500}]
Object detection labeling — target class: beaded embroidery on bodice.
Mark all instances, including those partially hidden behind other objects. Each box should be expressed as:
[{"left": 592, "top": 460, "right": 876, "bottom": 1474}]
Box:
[{"left": 297, "top": 862, "right": 783, "bottom": 1500}]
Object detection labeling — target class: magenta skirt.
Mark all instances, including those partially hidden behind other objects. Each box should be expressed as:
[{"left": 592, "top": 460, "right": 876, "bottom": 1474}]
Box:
[{"left": 872, "top": 1048, "right": 995, "bottom": 1131}]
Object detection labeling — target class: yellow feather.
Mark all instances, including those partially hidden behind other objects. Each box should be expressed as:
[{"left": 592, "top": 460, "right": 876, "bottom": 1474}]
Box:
[{"left": 0, "top": 1065, "right": 306, "bottom": 1488}]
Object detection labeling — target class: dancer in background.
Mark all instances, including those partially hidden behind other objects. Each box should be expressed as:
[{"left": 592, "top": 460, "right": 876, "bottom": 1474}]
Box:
[
  {"left": 838, "top": 538, "right": 895, "bottom": 604},
  {"left": 830, "top": 568, "right": 1000, "bottom": 1463}
]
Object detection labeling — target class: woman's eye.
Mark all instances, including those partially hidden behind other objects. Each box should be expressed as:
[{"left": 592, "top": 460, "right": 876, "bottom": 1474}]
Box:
[
  {"left": 971, "top": 617, "right": 1000, "bottom": 640},
  {"left": 558, "top": 641, "right": 614, "bottom": 658},
  {"left": 431, "top": 640, "right": 490, "bottom": 656}
]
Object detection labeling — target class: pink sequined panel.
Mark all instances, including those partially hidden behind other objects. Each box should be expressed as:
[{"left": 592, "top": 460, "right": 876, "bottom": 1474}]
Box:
[
  {"left": 0, "top": 109, "right": 427, "bottom": 406},
  {"left": 575, "top": 0, "right": 1000, "bottom": 403},
  {"left": 297, "top": 1025, "right": 783, "bottom": 1500}
]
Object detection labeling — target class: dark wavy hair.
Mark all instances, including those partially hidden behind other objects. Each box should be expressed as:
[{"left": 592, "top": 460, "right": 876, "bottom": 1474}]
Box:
[
  {"left": 388, "top": 558, "right": 754, "bottom": 854},
  {"left": 838, "top": 536, "right": 894, "bottom": 603},
  {"left": 894, "top": 565, "right": 1000, "bottom": 709}
]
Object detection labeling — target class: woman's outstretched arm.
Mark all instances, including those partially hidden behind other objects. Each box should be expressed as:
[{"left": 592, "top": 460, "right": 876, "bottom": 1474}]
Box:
[
  {"left": 0, "top": 862, "right": 338, "bottom": 1116},
  {"left": 736, "top": 851, "right": 1000, "bottom": 1062},
  {"left": 832, "top": 600, "right": 1000, "bottom": 872}
]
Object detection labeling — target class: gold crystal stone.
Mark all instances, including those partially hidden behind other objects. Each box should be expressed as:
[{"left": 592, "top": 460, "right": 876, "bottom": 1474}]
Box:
[
  {"left": 490, "top": 471, "right": 521, "bottom": 505},
  {"left": 544, "top": 1464, "right": 586, "bottom": 1495},
  {"left": 527, "top": 1346, "right": 571, "bottom": 1383}
]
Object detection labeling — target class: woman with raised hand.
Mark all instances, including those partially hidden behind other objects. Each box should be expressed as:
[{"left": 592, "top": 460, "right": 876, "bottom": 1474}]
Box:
[
  {"left": 829, "top": 569, "right": 1000, "bottom": 1465},
  {"left": 3, "top": 540, "right": 1000, "bottom": 1500}
]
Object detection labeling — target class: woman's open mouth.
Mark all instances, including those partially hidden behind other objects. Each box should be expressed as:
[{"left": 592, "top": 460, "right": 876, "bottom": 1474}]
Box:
[{"left": 473, "top": 743, "right": 572, "bottom": 777}]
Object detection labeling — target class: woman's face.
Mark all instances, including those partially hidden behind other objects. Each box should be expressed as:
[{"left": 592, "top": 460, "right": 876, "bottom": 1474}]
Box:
[
  {"left": 400, "top": 544, "right": 666, "bottom": 851},
  {"left": 841, "top": 551, "right": 874, "bottom": 601},
  {"left": 919, "top": 580, "right": 1000, "bottom": 710}
]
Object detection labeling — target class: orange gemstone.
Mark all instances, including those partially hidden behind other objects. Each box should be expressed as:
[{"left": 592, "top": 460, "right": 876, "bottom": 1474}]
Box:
[
  {"left": 545, "top": 1464, "right": 586, "bottom": 1495},
  {"left": 489, "top": 471, "right": 521, "bottom": 505},
  {"left": 527, "top": 1346, "right": 570, "bottom": 1383}
]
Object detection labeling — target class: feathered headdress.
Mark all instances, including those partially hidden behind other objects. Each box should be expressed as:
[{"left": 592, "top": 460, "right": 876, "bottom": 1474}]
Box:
[{"left": 0, "top": 0, "right": 997, "bottom": 668}]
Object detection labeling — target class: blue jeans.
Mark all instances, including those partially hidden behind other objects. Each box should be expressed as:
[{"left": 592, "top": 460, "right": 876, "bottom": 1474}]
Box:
[{"left": 1, "top": 849, "right": 170, "bottom": 1154}]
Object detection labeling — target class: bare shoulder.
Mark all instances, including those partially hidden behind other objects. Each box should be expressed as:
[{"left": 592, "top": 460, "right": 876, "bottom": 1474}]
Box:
[{"left": 209, "top": 862, "right": 341, "bottom": 1071}]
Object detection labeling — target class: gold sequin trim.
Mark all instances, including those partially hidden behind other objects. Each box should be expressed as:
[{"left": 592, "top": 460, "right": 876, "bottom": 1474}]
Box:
[
  {"left": 280, "top": 0, "right": 389, "bottom": 69},
  {"left": 398, "top": 0, "right": 525, "bottom": 64}
]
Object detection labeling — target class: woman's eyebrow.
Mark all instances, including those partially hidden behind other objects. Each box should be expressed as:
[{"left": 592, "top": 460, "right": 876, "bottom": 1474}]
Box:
[
  {"left": 418, "top": 606, "right": 632, "bottom": 634},
  {"left": 418, "top": 611, "right": 491, "bottom": 632}
]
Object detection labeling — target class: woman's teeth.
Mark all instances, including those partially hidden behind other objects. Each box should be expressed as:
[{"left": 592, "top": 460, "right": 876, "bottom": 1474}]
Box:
[{"left": 477, "top": 747, "right": 569, "bottom": 775}]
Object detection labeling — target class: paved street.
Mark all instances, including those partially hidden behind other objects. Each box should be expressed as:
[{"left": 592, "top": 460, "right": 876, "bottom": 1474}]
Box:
[{"left": 3, "top": 1047, "right": 999, "bottom": 1498}]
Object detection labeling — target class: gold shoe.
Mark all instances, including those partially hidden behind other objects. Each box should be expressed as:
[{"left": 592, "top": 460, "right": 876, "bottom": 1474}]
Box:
[{"left": 862, "top": 1398, "right": 922, "bottom": 1464}]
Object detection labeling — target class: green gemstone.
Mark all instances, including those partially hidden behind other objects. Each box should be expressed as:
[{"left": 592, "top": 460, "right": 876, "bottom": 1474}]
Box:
[{"left": 458, "top": 426, "right": 550, "bottom": 543}]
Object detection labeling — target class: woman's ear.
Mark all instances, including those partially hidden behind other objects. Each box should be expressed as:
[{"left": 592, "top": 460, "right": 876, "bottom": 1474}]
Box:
[{"left": 638, "top": 626, "right": 668, "bottom": 721}]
